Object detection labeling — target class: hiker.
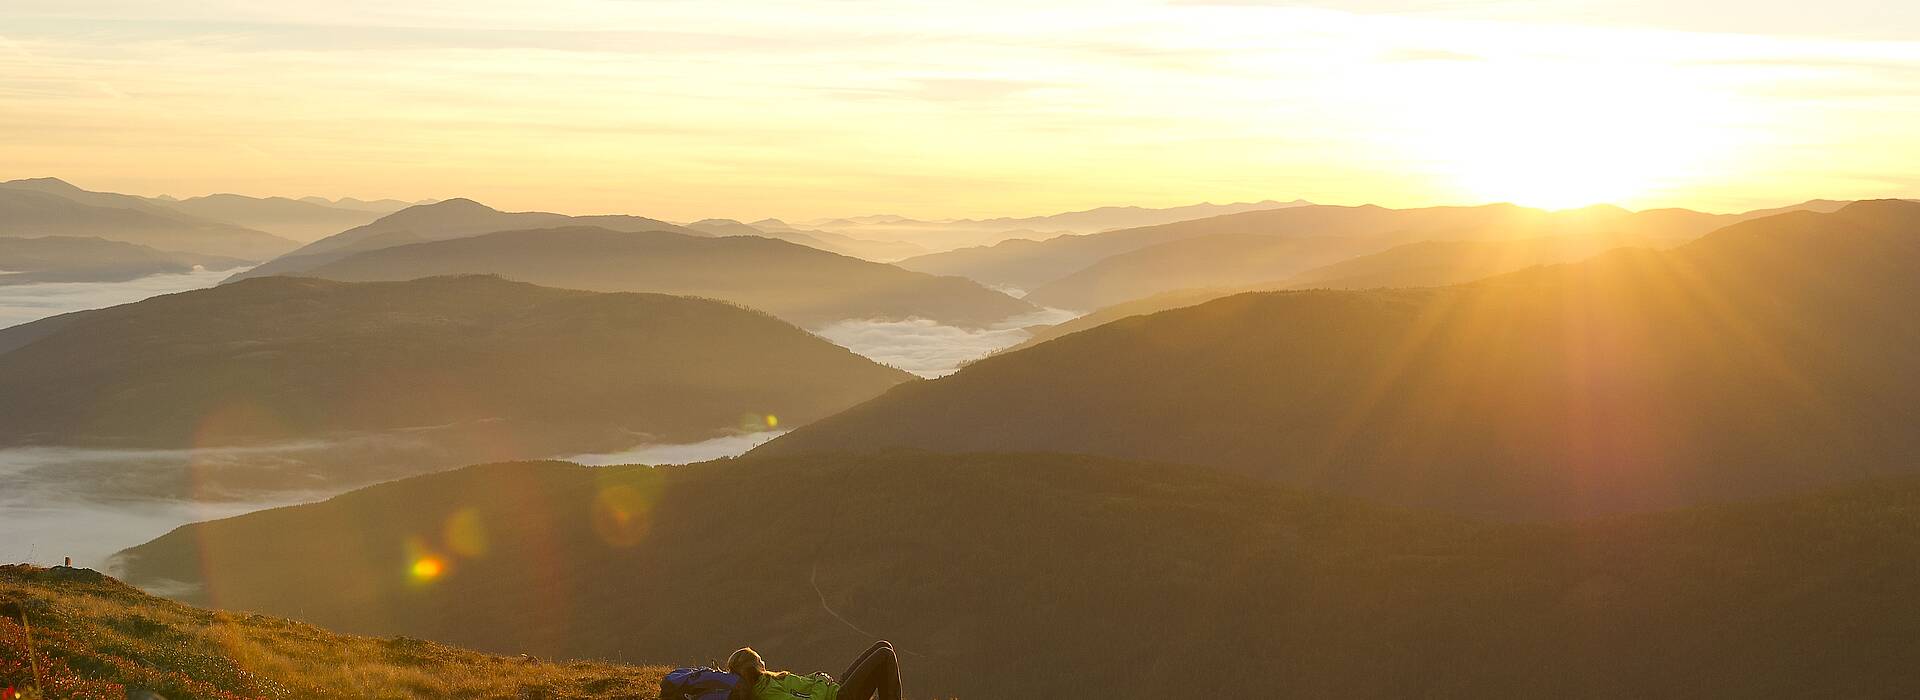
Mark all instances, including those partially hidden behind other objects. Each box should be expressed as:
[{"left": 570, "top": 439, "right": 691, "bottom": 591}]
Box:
[{"left": 725, "top": 641, "right": 902, "bottom": 700}]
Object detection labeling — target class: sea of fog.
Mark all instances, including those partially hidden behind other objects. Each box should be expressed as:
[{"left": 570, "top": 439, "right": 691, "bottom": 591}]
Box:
[
  {"left": 0, "top": 431, "right": 789, "bottom": 573},
  {"left": 815, "top": 307, "right": 1080, "bottom": 377},
  {"left": 562, "top": 431, "right": 786, "bottom": 466},
  {"left": 0, "top": 266, "right": 240, "bottom": 329},
  {"left": 0, "top": 269, "right": 1079, "bottom": 578},
  {"left": 0, "top": 445, "right": 337, "bottom": 569}
]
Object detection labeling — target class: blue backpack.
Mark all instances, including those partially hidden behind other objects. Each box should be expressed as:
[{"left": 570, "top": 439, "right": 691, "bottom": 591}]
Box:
[{"left": 660, "top": 667, "right": 741, "bottom": 700}]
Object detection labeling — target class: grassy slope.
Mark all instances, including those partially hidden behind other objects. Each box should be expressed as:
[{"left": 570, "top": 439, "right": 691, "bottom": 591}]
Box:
[
  {"left": 117, "top": 453, "right": 1920, "bottom": 699},
  {"left": 0, "top": 564, "right": 668, "bottom": 700}
]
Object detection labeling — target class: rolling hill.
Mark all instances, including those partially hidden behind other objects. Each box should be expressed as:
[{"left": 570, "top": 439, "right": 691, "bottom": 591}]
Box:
[
  {"left": 226, "top": 198, "right": 705, "bottom": 282},
  {"left": 287, "top": 225, "right": 1038, "bottom": 327},
  {"left": 761, "top": 201, "right": 1920, "bottom": 518},
  {"left": 0, "top": 179, "right": 298, "bottom": 260},
  {"left": 0, "top": 236, "right": 249, "bottom": 285},
  {"left": 115, "top": 452, "right": 1920, "bottom": 698},
  {"left": 0, "top": 275, "right": 912, "bottom": 489},
  {"left": 0, "top": 564, "right": 669, "bottom": 699}
]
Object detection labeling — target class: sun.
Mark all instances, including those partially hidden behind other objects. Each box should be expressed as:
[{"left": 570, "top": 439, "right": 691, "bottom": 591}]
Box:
[{"left": 1364, "top": 57, "right": 1742, "bottom": 210}]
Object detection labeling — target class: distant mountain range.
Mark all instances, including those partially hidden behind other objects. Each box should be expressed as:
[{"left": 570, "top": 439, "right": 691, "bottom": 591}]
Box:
[
  {"left": 802, "top": 200, "right": 1313, "bottom": 252},
  {"left": 898, "top": 200, "right": 1849, "bottom": 303},
  {"left": 0, "top": 178, "right": 299, "bottom": 260},
  {"left": 157, "top": 193, "right": 399, "bottom": 242},
  {"left": 115, "top": 451, "right": 1920, "bottom": 698},
  {"left": 0, "top": 275, "right": 911, "bottom": 490},
  {"left": 295, "top": 195, "right": 428, "bottom": 212},
  {"left": 685, "top": 218, "right": 927, "bottom": 261},
  {"left": 761, "top": 201, "right": 1920, "bottom": 518},
  {"left": 0, "top": 236, "right": 249, "bottom": 285}
]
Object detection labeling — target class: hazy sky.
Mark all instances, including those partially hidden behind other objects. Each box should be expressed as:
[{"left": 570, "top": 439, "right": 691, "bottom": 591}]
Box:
[{"left": 2, "top": 1, "right": 1916, "bottom": 220}]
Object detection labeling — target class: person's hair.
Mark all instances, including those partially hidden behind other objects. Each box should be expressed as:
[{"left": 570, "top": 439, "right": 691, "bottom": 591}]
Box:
[{"left": 727, "top": 647, "right": 767, "bottom": 700}]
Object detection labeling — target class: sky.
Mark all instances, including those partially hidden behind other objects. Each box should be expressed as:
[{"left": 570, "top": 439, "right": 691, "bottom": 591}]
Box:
[{"left": 2, "top": 0, "right": 1916, "bottom": 220}]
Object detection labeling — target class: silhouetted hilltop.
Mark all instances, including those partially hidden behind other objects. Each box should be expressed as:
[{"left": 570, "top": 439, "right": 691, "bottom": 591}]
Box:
[
  {"left": 228, "top": 198, "right": 704, "bottom": 281},
  {"left": 0, "top": 179, "right": 298, "bottom": 260},
  {"left": 761, "top": 201, "right": 1920, "bottom": 517},
  {"left": 115, "top": 453, "right": 1920, "bottom": 698},
  {"left": 0, "top": 236, "right": 249, "bottom": 285},
  {"left": 0, "top": 275, "right": 910, "bottom": 488},
  {"left": 290, "top": 225, "right": 1037, "bottom": 327},
  {"left": 0, "top": 564, "right": 669, "bottom": 698}
]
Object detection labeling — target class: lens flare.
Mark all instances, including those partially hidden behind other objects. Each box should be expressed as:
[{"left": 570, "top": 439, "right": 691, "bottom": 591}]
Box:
[
  {"left": 443, "top": 507, "right": 488, "bottom": 558},
  {"left": 409, "top": 556, "right": 445, "bottom": 582},
  {"left": 592, "top": 484, "right": 656, "bottom": 548}
]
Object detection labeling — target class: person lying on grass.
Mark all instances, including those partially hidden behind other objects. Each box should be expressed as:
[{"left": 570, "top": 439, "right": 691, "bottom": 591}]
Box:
[{"left": 726, "top": 641, "right": 902, "bottom": 700}]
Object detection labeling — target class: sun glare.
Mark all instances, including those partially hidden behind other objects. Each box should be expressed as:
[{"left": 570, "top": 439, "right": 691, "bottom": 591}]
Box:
[{"left": 1362, "top": 56, "right": 1746, "bottom": 210}]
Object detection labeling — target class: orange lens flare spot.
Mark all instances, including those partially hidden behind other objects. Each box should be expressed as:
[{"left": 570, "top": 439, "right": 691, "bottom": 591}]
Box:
[{"left": 410, "top": 556, "right": 445, "bottom": 582}]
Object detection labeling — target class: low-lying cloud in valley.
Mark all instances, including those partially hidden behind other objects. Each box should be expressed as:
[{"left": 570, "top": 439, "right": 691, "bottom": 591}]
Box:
[
  {"left": 0, "top": 444, "right": 347, "bottom": 570},
  {"left": 0, "top": 267, "right": 237, "bottom": 328},
  {"left": 0, "top": 429, "right": 809, "bottom": 575},
  {"left": 562, "top": 431, "right": 787, "bottom": 466},
  {"left": 816, "top": 307, "right": 1081, "bottom": 377}
]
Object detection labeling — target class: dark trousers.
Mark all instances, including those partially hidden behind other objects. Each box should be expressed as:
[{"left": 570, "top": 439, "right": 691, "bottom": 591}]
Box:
[{"left": 838, "top": 641, "right": 903, "bottom": 700}]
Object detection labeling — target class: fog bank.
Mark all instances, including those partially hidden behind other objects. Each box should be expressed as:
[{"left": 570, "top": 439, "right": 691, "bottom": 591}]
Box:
[
  {"left": 0, "top": 267, "right": 237, "bottom": 329},
  {"left": 562, "top": 431, "right": 785, "bottom": 466},
  {"left": 816, "top": 307, "right": 1080, "bottom": 377}
]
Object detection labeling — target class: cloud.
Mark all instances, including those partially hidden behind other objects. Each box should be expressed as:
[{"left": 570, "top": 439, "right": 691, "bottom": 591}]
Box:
[
  {"left": 815, "top": 307, "right": 1081, "bottom": 378},
  {"left": 0, "top": 267, "right": 235, "bottom": 330},
  {"left": 0, "top": 442, "right": 351, "bottom": 570},
  {"left": 561, "top": 431, "right": 786, "bottom": 467}
]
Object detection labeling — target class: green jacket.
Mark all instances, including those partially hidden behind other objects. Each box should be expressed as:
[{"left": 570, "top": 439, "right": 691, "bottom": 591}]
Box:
[{"left": 749, "top": 671, "right": 839, "bottom": 700}]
